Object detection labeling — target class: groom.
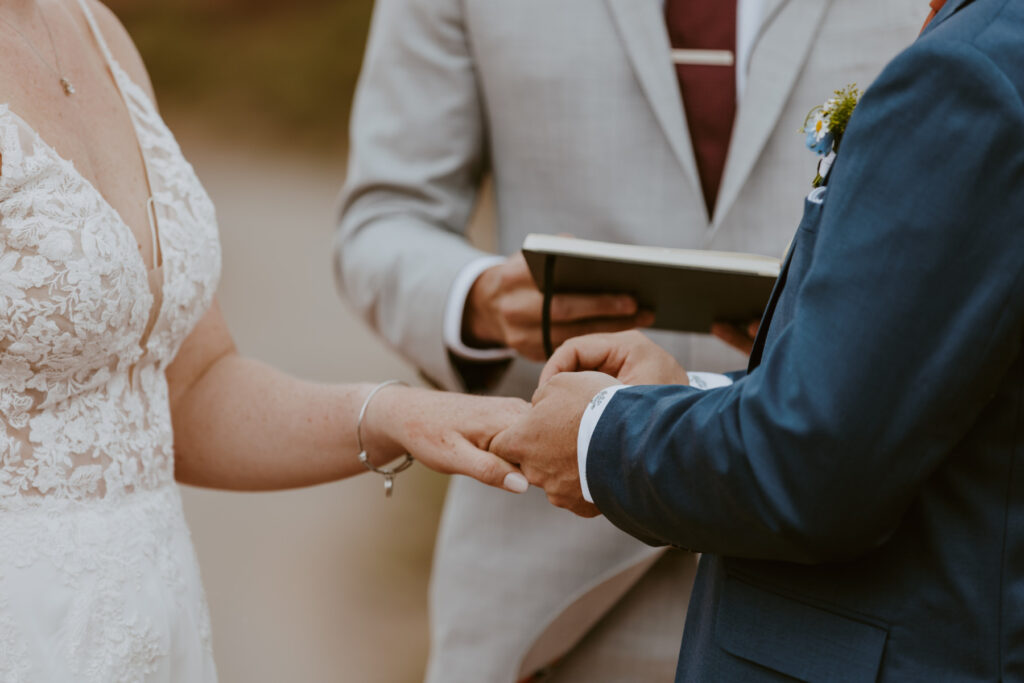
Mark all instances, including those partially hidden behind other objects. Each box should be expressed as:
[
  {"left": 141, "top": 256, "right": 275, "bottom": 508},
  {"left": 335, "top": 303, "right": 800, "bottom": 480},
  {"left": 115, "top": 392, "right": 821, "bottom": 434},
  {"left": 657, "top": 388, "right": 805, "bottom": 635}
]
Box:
[{"left": 494, "top": 0, "right": 1024, "bottom": 679}]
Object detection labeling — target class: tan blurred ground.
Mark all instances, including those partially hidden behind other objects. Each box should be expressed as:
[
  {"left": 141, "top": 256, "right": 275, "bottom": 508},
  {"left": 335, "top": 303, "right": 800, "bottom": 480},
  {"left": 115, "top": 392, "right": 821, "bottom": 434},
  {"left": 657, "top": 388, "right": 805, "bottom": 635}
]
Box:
[{"left": 172, "top": 121, "right": 452, "bottom": 683}]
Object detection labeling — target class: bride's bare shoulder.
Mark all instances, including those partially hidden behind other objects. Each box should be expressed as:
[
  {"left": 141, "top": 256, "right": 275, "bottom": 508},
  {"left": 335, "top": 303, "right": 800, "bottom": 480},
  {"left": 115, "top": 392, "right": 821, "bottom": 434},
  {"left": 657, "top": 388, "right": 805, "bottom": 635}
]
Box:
[{"left": 74, "top": 0, "right": 157, "bottom": 104}]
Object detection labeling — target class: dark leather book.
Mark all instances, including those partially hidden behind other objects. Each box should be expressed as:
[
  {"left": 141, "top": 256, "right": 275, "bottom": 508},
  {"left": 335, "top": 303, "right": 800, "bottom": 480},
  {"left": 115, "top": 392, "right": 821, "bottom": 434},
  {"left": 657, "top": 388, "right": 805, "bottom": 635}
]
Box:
[{"left": 523, "top": 234, "right": 781, "bottom": 336}]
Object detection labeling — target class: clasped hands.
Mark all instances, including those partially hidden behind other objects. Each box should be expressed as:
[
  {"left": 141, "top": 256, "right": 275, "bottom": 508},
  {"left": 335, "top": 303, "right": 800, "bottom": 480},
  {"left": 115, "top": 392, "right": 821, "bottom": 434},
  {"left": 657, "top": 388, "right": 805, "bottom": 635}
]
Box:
[
  {"left": 488, "top": 331, "right": 690, "bottom": 517},
  {"left": 395, "top": 324, "right": 753, "bottom": 505},
  {"left": 438, "top": 252, "right": 757, "bottom": 513}
]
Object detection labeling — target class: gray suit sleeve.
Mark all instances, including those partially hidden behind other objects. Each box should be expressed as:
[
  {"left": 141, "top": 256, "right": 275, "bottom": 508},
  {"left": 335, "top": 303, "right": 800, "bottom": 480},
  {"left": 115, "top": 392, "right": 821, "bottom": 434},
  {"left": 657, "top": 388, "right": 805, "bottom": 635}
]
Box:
[{"left": 335, "top": 0, "right": 491, "bottom": 390}]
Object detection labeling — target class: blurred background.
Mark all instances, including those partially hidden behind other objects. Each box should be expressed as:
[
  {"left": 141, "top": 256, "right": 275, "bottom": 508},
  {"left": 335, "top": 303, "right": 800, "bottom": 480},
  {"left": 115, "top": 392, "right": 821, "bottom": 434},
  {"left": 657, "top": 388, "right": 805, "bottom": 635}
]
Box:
[
  {"left": 111, "top": 0, "right": 372, "bottom": 153},
  {"left": 105, "top": 1, "right": 494, "bottom": 680}
]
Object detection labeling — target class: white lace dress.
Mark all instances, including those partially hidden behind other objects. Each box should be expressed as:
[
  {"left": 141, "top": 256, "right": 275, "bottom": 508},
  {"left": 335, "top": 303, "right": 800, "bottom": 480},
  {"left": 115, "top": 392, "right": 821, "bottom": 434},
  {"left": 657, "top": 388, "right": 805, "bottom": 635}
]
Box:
[{"left": 0, "top": 3, "right": 221, "bottom": 681}]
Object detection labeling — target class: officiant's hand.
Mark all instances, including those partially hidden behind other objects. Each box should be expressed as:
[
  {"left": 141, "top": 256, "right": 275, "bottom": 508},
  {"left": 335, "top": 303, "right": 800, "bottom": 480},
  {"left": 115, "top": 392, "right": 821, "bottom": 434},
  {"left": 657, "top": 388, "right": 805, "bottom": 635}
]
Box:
[
  {"left": 540, "top": 330, "right": 688, "bottom": 386},
  {"left": 490, "top": 371, "right": 620, "bottom": 516},
  {"left": 463, "top": 253, "right": 655, "bottom": 362},
  {"left": 711, "top": 320, "right": 760, "bottom": 356}
]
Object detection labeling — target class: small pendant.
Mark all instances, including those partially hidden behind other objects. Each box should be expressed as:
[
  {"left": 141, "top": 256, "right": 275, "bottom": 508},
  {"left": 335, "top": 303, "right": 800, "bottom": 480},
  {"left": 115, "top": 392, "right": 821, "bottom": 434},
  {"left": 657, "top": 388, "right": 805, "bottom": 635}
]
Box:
[
  {"left": 60, "top": 77, "right": 75, "bottom": 96},
  {"left": 384, "top": 475, "right": 394, "bottom": 498}
]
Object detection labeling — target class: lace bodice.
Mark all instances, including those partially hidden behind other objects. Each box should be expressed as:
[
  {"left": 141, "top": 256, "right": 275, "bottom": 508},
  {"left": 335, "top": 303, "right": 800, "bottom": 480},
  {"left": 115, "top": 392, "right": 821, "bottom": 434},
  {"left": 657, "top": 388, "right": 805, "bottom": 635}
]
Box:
[{"left": 0, "top": 53, "right": 220, "bottom": 511}]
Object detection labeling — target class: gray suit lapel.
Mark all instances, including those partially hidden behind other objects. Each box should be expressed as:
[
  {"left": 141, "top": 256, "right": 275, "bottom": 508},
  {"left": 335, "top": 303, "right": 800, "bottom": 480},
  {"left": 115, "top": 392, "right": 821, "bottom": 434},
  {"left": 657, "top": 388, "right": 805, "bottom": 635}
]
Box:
[
  {"left": 711, "top": 0, "right": 834, "bottom": 234},
  {"left": 604, "top": 0, "right": 703, "bottom": 216}
]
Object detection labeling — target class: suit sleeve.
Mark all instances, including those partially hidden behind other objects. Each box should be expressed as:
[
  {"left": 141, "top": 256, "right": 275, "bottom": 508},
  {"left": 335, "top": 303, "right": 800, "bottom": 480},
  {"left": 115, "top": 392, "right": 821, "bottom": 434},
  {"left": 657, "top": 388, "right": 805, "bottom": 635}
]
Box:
[
  {"left": 587, "top": 40, "right": 1024, "bottom": 563},
  {"left": 334, "top": 0, "right": 492, "bottom": 390}
]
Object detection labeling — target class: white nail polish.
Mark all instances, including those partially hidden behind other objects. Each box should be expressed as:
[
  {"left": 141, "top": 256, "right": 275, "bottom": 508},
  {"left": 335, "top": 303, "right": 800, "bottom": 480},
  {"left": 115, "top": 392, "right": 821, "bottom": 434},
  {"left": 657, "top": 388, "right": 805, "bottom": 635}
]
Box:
[{"left": 504, "top": 472, "right": 529, "bottom": 493}]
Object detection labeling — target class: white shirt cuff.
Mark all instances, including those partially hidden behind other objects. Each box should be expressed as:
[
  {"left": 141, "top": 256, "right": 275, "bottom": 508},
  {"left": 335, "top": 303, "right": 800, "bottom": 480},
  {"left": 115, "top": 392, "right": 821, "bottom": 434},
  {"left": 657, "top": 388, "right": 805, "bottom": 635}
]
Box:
[
  {"left": 443, "top": 256, "right": 517, "bottom": 362},
  {"left": 685, "top": 372, "right": 735, "bottom": 390},
  {"left": 576, "top": 373, "right": 734, "bottom": 504},
  {"left": 577, "top": 384, "right": 631, "bottom": 503}
]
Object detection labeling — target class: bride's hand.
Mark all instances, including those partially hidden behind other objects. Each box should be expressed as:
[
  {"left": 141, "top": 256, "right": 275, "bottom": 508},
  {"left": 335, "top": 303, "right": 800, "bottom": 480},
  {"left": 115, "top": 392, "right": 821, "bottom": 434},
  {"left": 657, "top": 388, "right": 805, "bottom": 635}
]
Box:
[{"left": 363, "top": 386, "right": 531, "bottom": 494}]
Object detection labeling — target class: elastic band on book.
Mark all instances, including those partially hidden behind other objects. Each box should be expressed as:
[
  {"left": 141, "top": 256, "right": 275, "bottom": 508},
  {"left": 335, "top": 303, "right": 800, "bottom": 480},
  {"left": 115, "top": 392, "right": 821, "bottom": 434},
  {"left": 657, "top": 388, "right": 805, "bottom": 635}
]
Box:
[{"left": 542, "top": 255, "right": 556, "bottom": 359}]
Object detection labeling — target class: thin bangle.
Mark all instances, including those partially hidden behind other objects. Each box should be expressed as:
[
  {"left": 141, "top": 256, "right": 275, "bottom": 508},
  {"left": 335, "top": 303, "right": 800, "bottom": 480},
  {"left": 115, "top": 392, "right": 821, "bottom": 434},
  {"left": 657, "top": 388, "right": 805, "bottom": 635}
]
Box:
[{"left": 356, "top": 380, "right": 414, "bottom": 498}]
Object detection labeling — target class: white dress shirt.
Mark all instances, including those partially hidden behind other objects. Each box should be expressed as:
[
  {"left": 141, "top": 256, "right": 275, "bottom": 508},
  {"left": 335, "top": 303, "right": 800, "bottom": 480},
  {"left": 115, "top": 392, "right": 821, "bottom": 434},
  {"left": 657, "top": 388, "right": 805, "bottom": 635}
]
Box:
[{"left": 443, "top": 0, "right": 766, "bottom": 361}]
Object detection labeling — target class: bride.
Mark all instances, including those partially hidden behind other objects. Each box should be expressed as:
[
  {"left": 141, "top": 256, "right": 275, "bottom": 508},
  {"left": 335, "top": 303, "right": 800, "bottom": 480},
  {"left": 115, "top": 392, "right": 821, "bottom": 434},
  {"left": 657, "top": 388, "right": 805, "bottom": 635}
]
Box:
[{"left": 0, "top": 0, "right": 529, "bottom": 679}]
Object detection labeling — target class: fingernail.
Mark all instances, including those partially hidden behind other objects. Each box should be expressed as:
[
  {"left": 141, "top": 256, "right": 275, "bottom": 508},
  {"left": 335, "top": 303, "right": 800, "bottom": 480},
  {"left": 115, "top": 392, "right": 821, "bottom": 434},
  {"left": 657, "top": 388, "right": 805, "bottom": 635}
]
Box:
[{"left": 503, "top": 472, "right": 529, "bottom": 493}]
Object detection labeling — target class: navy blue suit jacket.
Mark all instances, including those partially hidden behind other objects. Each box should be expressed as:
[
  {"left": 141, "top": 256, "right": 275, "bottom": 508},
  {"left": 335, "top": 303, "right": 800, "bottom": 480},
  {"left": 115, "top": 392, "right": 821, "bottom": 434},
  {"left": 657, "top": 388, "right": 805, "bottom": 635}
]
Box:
[{"left": 587, "top": 1, "right": 1024, "bottom": 680}]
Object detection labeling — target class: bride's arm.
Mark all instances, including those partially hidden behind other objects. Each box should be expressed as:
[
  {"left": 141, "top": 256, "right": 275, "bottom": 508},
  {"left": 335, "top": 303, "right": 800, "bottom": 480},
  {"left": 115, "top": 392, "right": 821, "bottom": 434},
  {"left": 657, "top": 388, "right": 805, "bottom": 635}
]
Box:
[
  {"left": 166, "top": 300, "right": 530, "bottom": 493},
  {"left": 87, "top": 6, "right": 530, "bottom": 494}
]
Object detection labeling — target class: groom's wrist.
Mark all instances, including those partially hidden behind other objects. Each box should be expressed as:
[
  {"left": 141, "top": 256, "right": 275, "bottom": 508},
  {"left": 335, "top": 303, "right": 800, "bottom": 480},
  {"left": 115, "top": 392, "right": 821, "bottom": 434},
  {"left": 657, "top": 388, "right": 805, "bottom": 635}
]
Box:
[
  {"left": 577, "top": 384, "right": 632, "bottom": 504},
  {"left": 575, "top": 374, "right": 735, "bottom": 503}
]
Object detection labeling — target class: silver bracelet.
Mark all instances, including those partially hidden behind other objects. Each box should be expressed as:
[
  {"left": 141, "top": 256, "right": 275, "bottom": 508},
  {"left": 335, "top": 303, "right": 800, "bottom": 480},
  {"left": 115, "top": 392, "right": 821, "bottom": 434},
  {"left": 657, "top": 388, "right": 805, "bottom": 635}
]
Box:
[{"left": 356, "top": 380, "right": 414, "bottom": 498}]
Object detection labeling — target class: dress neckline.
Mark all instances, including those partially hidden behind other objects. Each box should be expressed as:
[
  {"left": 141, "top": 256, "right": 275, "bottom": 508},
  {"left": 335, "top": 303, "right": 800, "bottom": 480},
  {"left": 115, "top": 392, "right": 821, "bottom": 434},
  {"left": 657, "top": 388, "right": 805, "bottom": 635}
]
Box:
[
  {"left": 0, "top": 32, "right": 170, "bottom": 357},
  {"left": 72, "top": 0, "right": 167, "bottom": 357},
  {"left": 0, "top": 101, "right": 151, "bottom": 264},
  {"left": 0, "top": 104, "right": 166, "bottom": 349}
]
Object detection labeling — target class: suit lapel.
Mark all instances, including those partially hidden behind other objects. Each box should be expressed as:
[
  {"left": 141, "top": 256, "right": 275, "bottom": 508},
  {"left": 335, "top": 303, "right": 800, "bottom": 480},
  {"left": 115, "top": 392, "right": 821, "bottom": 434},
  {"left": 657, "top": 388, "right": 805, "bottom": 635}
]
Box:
[
  {"left": 604, "top": 0, "right": 703, "bottom": 215},
  {"left": 747, "top": 241, "right": 794, "bottom": 371},
  {"left": 710, "top": 0, "right": 834, "bottom": 234},
  {"left": 921, "top": 0, "right": 973, "bottom": 35}
]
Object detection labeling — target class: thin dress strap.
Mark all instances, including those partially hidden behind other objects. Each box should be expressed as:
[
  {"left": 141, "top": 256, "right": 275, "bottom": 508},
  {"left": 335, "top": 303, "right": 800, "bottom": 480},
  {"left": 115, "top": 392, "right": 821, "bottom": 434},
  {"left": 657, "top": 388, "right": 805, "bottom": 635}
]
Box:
[
  {"left": 73, "top": 0, "right": 162, "bottom": 268},
  {"left": 74, "top": 0, "right": 119, "bottom": 77}
]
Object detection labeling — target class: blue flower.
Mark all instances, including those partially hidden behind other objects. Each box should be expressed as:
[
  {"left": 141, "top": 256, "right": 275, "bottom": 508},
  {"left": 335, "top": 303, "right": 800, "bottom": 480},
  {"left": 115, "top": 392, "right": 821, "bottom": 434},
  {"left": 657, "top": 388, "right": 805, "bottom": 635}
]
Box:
[
  {"left": 801, "top": 85, "right": 860, "bottom": 184},
  {"left": 805, "top": 127, "right": 834, "bottom": 156}
]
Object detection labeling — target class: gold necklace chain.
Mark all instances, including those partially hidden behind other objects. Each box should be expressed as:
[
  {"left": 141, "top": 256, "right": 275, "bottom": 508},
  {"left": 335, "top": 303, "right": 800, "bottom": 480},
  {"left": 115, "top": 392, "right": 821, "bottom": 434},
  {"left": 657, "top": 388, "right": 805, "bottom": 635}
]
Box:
[{"left": 0, "top": 1, "right": 75, "bottom": 95}]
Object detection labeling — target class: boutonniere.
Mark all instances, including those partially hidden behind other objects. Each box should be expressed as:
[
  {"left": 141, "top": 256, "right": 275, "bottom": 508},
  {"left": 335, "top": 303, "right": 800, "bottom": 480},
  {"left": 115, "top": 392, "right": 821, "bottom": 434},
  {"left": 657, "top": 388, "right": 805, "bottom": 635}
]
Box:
[{"left": 800, "top": 84, "right": 860, "bottom": 187}]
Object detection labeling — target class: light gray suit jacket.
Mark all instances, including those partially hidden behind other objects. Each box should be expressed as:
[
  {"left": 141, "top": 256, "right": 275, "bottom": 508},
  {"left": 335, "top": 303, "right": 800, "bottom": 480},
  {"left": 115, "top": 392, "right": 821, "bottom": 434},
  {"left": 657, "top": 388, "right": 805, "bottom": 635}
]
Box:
[{"left": 336, "top": 1, "right": 922, "bottom": 680}]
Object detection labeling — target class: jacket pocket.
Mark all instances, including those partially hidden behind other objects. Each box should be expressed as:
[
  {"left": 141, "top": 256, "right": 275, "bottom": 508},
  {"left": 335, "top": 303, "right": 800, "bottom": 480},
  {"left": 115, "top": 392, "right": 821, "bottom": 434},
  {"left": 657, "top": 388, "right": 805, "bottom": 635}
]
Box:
[
  {"left": 714, "top": 575, "right": 888, "bottom": 683},
  {"left": 796, "top": 188, "right": 828, "bottom": 234}
]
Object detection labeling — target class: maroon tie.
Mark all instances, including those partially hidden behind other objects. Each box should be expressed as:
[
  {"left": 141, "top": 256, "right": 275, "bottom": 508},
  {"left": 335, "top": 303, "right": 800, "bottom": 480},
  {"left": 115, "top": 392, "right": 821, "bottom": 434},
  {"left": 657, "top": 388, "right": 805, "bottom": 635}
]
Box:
[
  {"left": 921, "top": 0, "right": 948, "bottom": 32},
  {"left": 665, "top": 0, "right": 738, "bottom": 218}
]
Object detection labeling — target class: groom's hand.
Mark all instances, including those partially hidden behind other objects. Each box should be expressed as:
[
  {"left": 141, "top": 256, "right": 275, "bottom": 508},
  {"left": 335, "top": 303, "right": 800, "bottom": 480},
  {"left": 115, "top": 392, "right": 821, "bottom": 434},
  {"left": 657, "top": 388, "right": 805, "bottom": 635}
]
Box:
[
  {"left": 463, "top": 253, "right": 655, "bottom": 362},
  {"left": 491, "top": 371, "right": 620, "bottom": 517},
  {"left": 540, "top": 330, "right": 688, "bottom": 386}
]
